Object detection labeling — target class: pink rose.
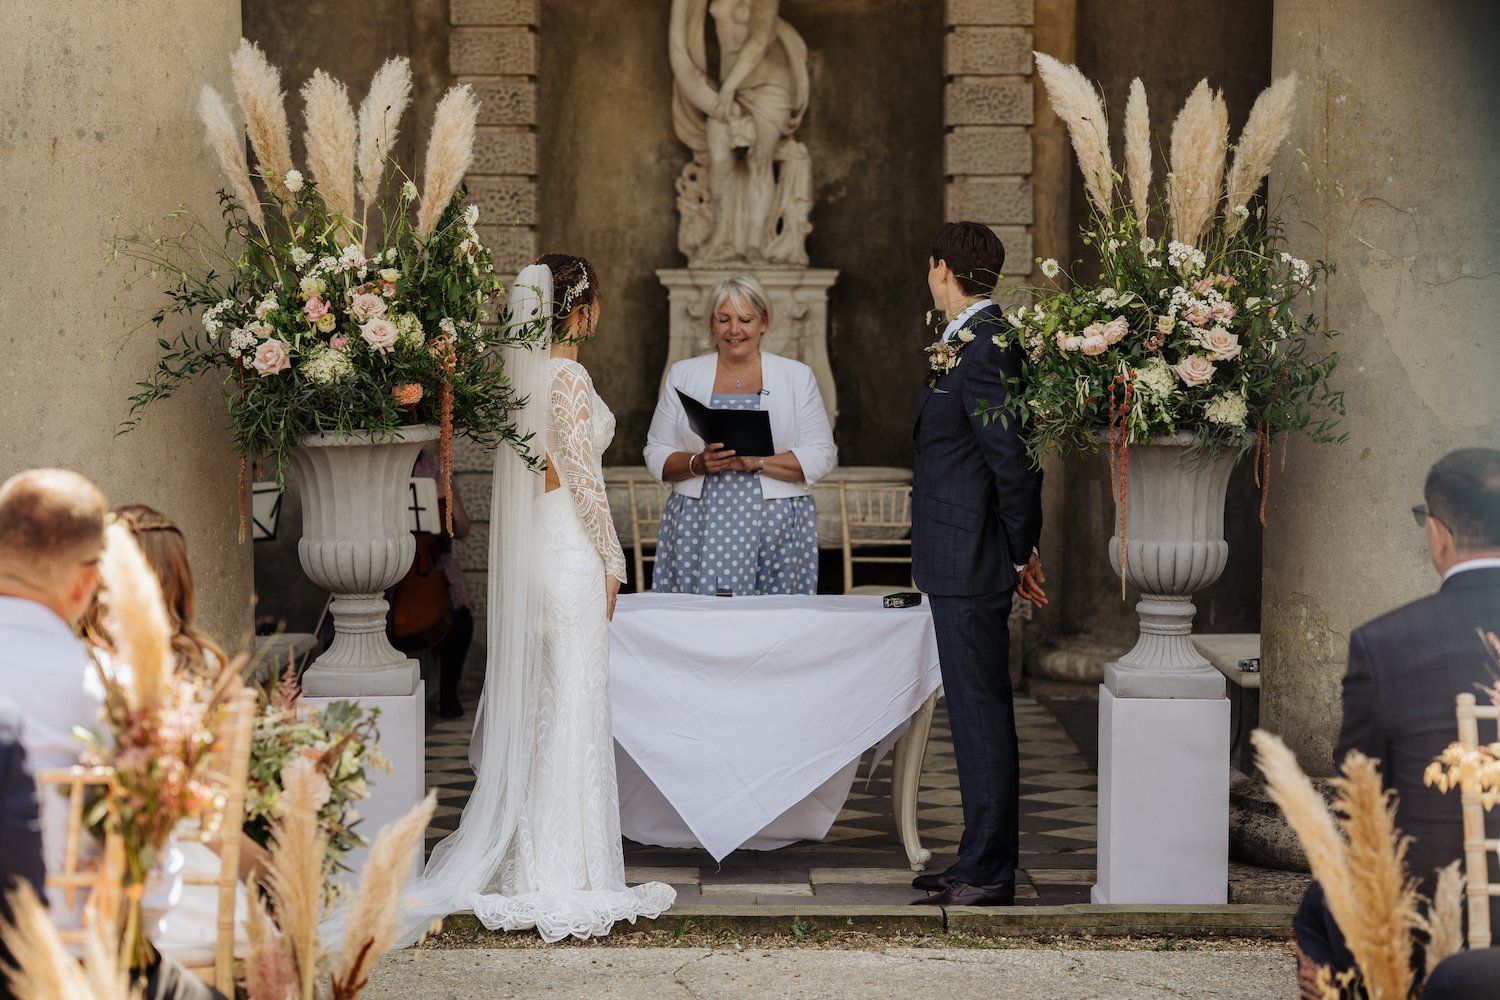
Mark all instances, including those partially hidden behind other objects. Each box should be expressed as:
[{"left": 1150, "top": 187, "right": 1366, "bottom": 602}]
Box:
[
  {"left": 1102, "top": 316, "right": 1129, "bottom": 345},
  {"left": 329, "top": 335, "right": 349, "bottom": 350},
  {"left": 361, "top": 317, "right": 398, "bottom": 354},
  {"left": 1174, "top": 355, "right": 1217, "bottom": 387},
  {"left": 1197, "top": 327, "right": 1242, "bottom": 360},
  {"left": 350, "top": 293, "right": 387, "bottom": 322},
  {"left": 1080, "top": 335, "right": 1108, "bottom": 356},
  {"left": 303, "top": 296, "right": 330, "bottom": 321},
  {"left": 252, "top": 338, "right": 290, "bottom": 376},
  {"left": 1192, "top": 277, "right": 1214, "bottom": 296},
  {"left": 1182, "top": 302, "right": 1213, "bottom": 326},
  {"left": 1215, "top": 273, "right": 1238, "bottom": 289},
  {"left": 1212, "top": 301, "right": 1237, "bottom": 322}
]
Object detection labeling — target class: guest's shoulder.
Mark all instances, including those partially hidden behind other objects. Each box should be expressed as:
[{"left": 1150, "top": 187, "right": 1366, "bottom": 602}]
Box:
[{"left": 1350, "top": 590, "right": 1451, "bottom": 650}]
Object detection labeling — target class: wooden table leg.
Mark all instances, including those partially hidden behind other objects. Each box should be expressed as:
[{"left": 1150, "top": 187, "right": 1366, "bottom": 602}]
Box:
[{"left": 890, "top": 688, "right": 940, "bottom": 871}]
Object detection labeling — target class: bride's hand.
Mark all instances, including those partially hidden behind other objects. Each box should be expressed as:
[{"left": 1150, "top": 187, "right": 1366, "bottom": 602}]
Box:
[{"left": 605, "top": 575, "right": 620, "bottom": 621}]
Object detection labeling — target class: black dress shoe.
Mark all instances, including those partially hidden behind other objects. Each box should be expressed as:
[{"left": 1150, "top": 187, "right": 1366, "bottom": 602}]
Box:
[
  {"left": 910, "top": 879, "right": 1016, "bottom": 907},
  {"left": 437, "top": 699, "right": 465, "bottom": 719},
  {"left": 911, "top": 863, "right": 958, "bottom": 892}
]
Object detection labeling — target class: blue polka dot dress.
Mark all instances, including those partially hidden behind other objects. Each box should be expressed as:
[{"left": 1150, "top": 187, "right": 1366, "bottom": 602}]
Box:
[{"left": 652, "top": 393, "right": 819, "bottom": 596}]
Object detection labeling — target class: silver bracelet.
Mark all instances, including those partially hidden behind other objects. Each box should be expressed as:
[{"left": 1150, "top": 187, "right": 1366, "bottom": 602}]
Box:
[{"left": 688, "top": 452, "right": 702, "bottom": 476}]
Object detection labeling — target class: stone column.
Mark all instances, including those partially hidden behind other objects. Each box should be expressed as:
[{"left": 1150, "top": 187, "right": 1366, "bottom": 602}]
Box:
[
  {"left": 0, "top": 2, "right": 252, "bottom": 647},
  {"left": 1263, "top": 0, "right": 1500, "bottom": 773}
]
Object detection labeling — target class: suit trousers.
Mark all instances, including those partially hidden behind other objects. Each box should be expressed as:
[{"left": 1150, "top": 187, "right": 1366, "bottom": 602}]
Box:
[{"left": 928, "top": 590, "right": 1019, "bottom": 885}]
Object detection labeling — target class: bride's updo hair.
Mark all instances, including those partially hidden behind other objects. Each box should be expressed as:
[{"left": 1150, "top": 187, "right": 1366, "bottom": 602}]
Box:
[{"left": 534, "top": 253, "right": 599, "bottom": 317}]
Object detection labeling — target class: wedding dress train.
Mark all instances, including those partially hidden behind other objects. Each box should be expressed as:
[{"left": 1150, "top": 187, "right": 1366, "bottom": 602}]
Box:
[{"left": 470, "top": 357, "right": 675, "bottom": 941}]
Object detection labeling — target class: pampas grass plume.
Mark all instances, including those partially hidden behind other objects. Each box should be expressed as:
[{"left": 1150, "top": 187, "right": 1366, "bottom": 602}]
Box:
[
  {"left": 356, "top": 57, "right": 413, "bottom": 208},
  {"left": 1224, "top": 73, "right": 1298, "bottom": 233},
  {"left": 332, "top": 791, "right": 438, "bottom": 997},
  {"left": 230, "top": 38, "right": 297, "bottom": 203},
  {"left": 302, "top": 70, "right": 358, "bottom": 229},
  {"left": 1423, "top": 861, "right": 1464, "bottom": 977},
  {"left": 198, "top": 85, "right": 266, "bottom": 235},
  {"left": 99, "top": 521, "right": 172, "bottom": 713},
  {"left": 1, "top": 883, "right": 131, "bottom": 1000},
  {"left": 243, "top": 891, "right": 298, "bottom": 1000},
  {"left": 1168, "top": 80, "right": 1228, "bottom": 245},
  {"left": 264, "top": 757, "right": 331, "bottom": 1000},
  {"left": 1124, "top": 78, "right": 1152, "bottom": 222},
  {"left": 1333, "top": 752, "right": 1418, "bottom": 1000},
  {"left": 1033, "top": 52, "right": 1114, "bottom": 212},
  {"left": 416, "top": 85, "right": 479, "bottom": 239}
]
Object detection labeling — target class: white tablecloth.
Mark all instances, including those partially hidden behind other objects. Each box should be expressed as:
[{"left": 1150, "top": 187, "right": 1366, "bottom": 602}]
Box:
[{"left": 608, "top": 593, "right": 942, "bottom": 860}]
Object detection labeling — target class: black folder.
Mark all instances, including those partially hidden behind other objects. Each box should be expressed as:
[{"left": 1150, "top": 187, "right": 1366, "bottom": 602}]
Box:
[{"left": 675, "top": 389, "right": 776, "bottom": 457}]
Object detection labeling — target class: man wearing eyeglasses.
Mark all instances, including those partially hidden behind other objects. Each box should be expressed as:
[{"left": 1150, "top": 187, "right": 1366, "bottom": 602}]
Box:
[{"left": 1294, "top": 448, "right": 1500, "bottom": 992}]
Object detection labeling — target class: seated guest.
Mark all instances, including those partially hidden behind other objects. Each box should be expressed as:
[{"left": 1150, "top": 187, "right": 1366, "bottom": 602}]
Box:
[
  {"left": 82, "top": 504, "right": 227, "bottom": 679},
  {"left": 1294, "top": 448, "right": 1500, "bottom": 992},
  {"left": 644, "top": 273, "right": 835, "bottom": 595}
]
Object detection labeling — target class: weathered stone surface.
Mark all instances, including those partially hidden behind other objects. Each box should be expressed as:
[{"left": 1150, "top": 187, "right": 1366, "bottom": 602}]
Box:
[
  {"left": 452, "top": 434, "right": 498, "bottom": 475},
  {"left": 946, "top": 0, "right": 1035, "bottom": 26},
  {"left": 463, "top": 78, "right": 536, "bottom": 126},
  {"left": 454, "top": 523, "right": 489, "bottom": 572},
  {"left": 476, "top": 223, "right": 537, "bottom": 273},
  {"left": 946, "top": 27, "right": 1032, "bottom": 76},
  {"left": 990, "top": 224, "right": 1033, "bottom": 269},
  {"left": 946, "top": 176, "right": 1034, "bottom": 224},
  {"left": 449, "top": 26, "right": 536, "bottom": 76},
  {"left": 452, "top": 470, "right": 491, "bottom": 519},
  {"left": 470, "top": 127, "right": 536, "bottom": 176},
  {"left": 449, "top": 0, "right": 537, "bottom": 26},
  {"left": 466, "top": 176, "right": 535, "bottom": 226},
  {"left": 944, "top": 78, "right": 1033, "bottom": 126},
  {"left": 945, "top": 126, "right": 1032, "bottom": 175}
]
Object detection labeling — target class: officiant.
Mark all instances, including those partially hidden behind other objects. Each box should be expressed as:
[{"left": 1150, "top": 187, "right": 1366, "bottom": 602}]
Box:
[{"left": 644, "top": 273, "right": 835, "bottom": 595}]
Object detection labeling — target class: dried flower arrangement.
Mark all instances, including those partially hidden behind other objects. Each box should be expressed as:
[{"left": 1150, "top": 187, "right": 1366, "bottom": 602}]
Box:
[
  {"left": 1253, "top": 729, "right": 1465, "bottom": 999},
  {"left": 112, "top": 40, "right": 552, "bottom": 529},
  {"left": 991, "top": 55, "right": 1345, "bottom": 537},
  {"left": 1424, "top": 630, "right": 1500, "bottom": 806},
  {"left": 0, "top": 883, "right": 132, "bottom": 1000}
]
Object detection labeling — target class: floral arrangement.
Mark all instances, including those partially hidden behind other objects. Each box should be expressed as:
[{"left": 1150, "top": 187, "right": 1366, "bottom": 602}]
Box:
[
  {"left": 996, "top": 56, "right": 1345, "bottom": 521},
  {"left": 80, "top": 522, "right": 242, "bottom": 970},
  {"left": 1424, "top": 630, "right": 1500, "bottom": 808},
  {"left": 244, "top": 758, "right": 435, "bottom": 1000},
  {"left": 246, "top": 670, "right": 385, "bottom": 883},
  {"left": 113, "top": 41, "right": 548, "bottom": 527}
]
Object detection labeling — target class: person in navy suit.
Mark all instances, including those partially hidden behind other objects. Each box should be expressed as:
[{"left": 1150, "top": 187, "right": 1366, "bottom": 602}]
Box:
[
  {"left": 1294, "top": 448, "right": 1500, "bottom": 994},
  {"left": 909, "top": 222, "right": 1045, "bottom": 907}
]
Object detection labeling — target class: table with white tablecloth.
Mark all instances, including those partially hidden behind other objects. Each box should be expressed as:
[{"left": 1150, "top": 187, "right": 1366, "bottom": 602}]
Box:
[{"left": 608, "top": 593, "right": 943, "bottom": 867}]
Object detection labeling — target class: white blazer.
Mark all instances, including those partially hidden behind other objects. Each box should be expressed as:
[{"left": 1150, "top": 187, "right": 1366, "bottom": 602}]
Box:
[{"left": 644, "top": 352, "right": 837, "bottom": 500}]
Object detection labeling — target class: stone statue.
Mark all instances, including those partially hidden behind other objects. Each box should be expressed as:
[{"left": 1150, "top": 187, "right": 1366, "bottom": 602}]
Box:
[{"left": 668, "top": 0, "right": 813, "bottom": 267}]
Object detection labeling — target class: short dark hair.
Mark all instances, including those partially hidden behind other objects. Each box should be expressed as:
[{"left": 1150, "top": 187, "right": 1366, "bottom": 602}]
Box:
[
  {"left": 931, "top": 222, "right": 1005, "bottom": 297},
  {"left": 1425, "top": 448, "right": 1500, "bottom": 551}
]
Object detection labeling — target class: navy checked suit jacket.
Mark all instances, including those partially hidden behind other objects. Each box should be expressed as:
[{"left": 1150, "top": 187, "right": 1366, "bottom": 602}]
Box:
[
  {"left": 911, "top": 303, "right": 1043, "bottom": 597},
  {"left": 1336, "top": 566, "right": 1500, "bottom": 916}
]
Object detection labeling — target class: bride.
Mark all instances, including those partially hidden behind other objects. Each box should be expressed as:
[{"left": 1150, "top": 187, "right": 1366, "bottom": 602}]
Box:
[{"left": 385, "top": 255, "right": 674, "bottom": 944}]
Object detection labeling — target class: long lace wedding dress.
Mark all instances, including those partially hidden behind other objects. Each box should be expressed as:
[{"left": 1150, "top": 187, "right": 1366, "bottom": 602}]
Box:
[{"left": 470, "top": 357, "right": 675, "bottom": 941}]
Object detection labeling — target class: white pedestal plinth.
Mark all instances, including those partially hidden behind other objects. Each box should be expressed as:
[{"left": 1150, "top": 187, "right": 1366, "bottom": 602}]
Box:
[
  {"left": 305, "top": 681, "right": 426, "bottom": 883},
  {"left": 1092, "top": 684, "right": 1229, "bottom": 904}
]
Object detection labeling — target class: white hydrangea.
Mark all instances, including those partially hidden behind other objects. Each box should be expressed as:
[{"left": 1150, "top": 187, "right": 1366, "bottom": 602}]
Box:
[
  {"left": 1135, "top": 358, "right": 1178, "bottom": 399},
  {"left": 1167, "top": 240, "right": 1207, "bottom": 274},
  {"left": 202, "top": 299, "right": 236, "bottom": 336},
  {"left": 1205, "top": 393, "right": 1249, "bottom": 427},
  {"left": 301, "top": 348, "right": 355, "bottom": 384},
  {"left": 437, "top": 317, "right": 458, "bottom": 340},
  {"left": 289, "top": 247, "right": 313, "bottom": 270},
  {"left": 228, "top": 327, "right": 256, "bottom": 352},
  {"left": 1039, "top": 258, "right": 1061, "bottom": 279},
  {"left": 395, "top": 312, "right": 425, "bottom": 348}
]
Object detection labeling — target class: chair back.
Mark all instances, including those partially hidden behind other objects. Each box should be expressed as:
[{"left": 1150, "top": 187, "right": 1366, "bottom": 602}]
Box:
[
  {"left": 35, "top": 765, "right": 121, "bottom": 946},
  {"left": 178, "top": 686, "right": 258, "bottom": 994},
  {"left": 838, "top": 481, "right": 914, "bottom": 594},
  {"left": 628, "top": 481, "right": 670, "bottom": 592},
  {"left": 1456, "top": 691, "right": 1500, "bottom": 948}
]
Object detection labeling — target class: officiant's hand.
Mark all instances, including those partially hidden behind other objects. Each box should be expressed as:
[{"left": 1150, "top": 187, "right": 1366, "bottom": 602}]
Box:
[
  {"left": 1017, "top": 553, "right": 1048, "bottom": 609},
  {"left": 605, "top": 575, "right": 620, "bottom": 621},
  {"left": 701, "top": 443, "right": 739, "bottom": 474}
]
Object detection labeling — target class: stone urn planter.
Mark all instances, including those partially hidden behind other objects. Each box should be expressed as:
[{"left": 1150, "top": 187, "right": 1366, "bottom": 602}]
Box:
[
  {"left": 1104, "top": 432, "right": 1242, "bottom": 700},
  {"left": 290, "top": 424, "right": 440, "bottom": 697}
]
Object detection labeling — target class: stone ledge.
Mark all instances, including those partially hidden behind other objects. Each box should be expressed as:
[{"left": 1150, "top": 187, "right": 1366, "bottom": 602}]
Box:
[
  {"left": 945, "top": 903, "right": 1295, "bottom": 937},
  {"left": 450, "top": 0, "right": 537, "bottom": 26}
]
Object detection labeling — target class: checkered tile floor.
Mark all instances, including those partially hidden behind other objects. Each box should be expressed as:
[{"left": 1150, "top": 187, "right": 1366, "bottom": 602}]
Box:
[{"left": 423, "top": 694, "right": 1098, "bottom": 907}]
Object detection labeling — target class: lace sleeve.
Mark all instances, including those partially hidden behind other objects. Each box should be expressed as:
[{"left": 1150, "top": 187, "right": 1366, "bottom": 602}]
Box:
[{"left": 549, "top": 363, "right": 628, "bottom": 583}]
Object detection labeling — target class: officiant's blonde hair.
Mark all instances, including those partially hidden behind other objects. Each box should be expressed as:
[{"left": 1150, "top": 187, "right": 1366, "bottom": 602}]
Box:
[{"left": 707, "top": 273, "right": 771, "bottom": 329}]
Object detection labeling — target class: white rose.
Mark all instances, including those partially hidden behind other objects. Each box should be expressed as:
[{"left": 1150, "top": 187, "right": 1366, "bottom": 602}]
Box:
[
  {"left": 350, "top": 293, "right": 388, "bottom": 323},
  {"left": 379, "top": 267, "right": 401, "bottom": 284},
  {"left": 360, "top": 317, "right": 398, "bottom": 354},
  {"left": 255, "top": 296, "right": 278, "bottom": 319},
  {"left": 1102, "top": 316, "right": 1129, "bottom": 345},
  {"left": 1197, "top": 327, "right": 1242, "bottom": 360},
  {"left": 1174, "top": 355, "right": 1217, "bottom": 387},
  {"left": 1079, "top": 335, "right": 1108, "bottom": 356},
  {"left": 1063, "top": 335, "right": 1084, "bottom": 352}
]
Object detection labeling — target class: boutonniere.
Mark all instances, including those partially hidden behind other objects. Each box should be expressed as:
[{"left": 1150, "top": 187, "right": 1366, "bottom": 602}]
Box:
[{"left": 925, "top": 331, "right": 975, "bottom": 387}]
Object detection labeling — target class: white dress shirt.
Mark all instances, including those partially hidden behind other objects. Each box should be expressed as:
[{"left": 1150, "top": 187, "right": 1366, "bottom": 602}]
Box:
[
  {"left": 940, "top": 298, "right": 993, "bottom": 344},
  {"left": 1443, "top": 557, "right": 1500, "bottom": 582}
]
